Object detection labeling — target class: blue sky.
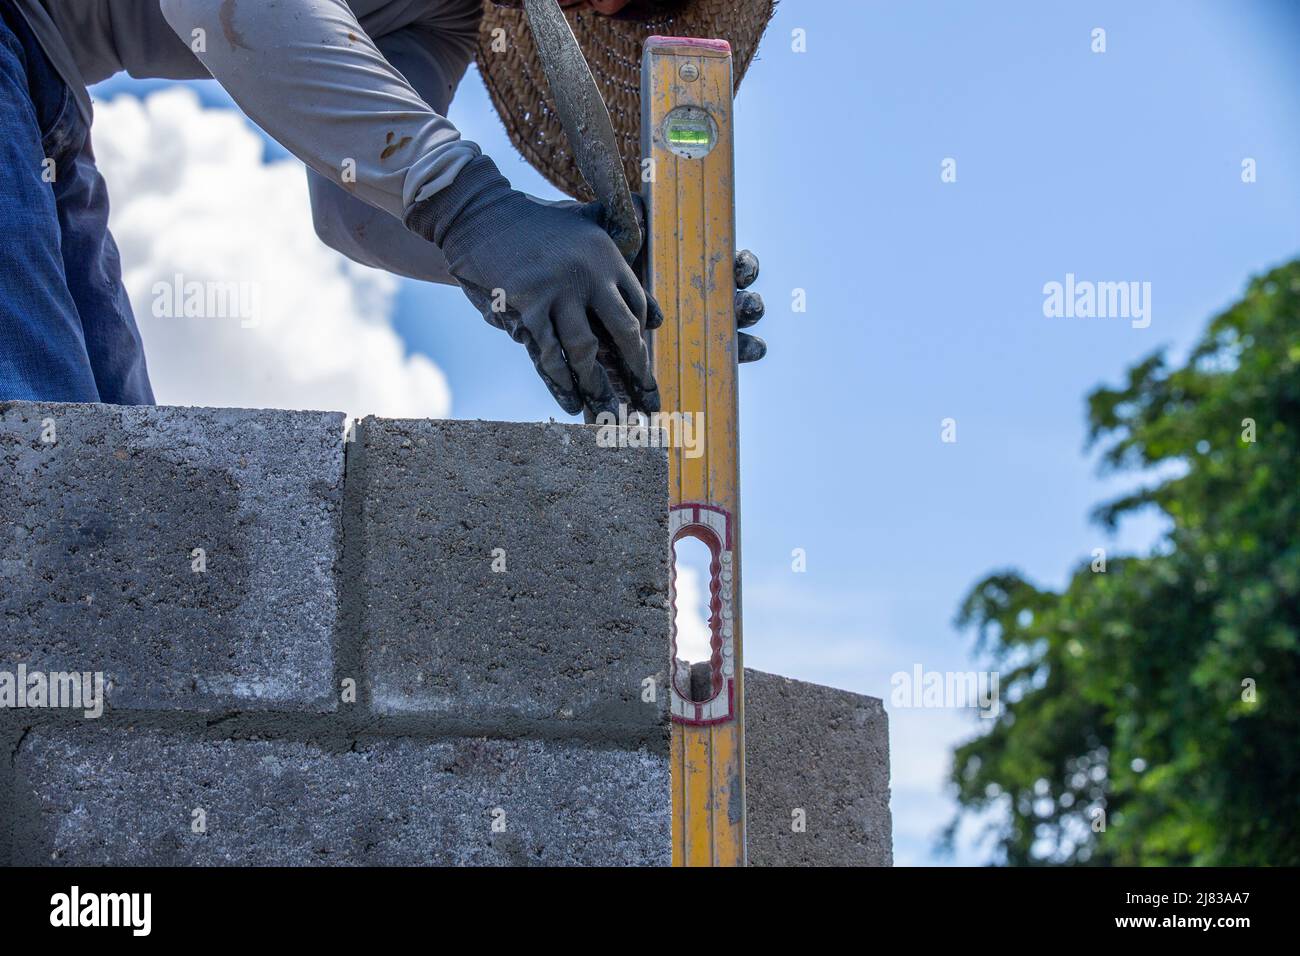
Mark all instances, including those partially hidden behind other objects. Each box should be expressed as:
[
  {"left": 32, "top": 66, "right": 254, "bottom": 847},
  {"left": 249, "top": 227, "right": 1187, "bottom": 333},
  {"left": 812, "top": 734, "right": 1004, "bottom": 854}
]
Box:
[{"left": 94, "top": 0, "right": 1300, "bottom": 865}]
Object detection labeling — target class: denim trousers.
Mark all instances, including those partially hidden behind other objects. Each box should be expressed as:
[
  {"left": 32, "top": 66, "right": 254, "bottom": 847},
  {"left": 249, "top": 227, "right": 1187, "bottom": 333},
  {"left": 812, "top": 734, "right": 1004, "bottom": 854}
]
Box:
[{"left": 0, "top": 0, "right": 153, "bottom": 403}]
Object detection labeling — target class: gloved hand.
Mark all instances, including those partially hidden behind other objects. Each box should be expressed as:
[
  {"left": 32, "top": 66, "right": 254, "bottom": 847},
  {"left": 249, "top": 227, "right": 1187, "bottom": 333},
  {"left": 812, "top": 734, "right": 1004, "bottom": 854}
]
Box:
[{"left": 406, "top": 155, "right": 661, "bottom": 417}]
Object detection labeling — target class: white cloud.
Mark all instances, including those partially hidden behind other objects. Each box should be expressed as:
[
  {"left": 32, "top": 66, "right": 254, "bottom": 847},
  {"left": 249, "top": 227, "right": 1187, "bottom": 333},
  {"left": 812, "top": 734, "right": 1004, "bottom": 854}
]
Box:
[
  {"left": 673, "top": 563, "right": 712, "bottom": 662},
  {"left": 91, "top": 88, "right": 450, "bottom": 419}
]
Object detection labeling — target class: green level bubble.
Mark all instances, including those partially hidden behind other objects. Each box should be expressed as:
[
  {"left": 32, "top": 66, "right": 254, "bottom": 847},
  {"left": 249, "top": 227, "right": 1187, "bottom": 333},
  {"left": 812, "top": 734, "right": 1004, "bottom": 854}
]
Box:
[{"left": 668, "top": 125, "right": 712, "bottom": 146}]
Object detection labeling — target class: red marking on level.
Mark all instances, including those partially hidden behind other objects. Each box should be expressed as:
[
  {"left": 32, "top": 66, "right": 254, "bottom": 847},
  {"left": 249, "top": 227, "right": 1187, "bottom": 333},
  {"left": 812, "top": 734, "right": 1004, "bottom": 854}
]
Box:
[{"left": 646, "top": 36, "right": 732, "bottom": 53}]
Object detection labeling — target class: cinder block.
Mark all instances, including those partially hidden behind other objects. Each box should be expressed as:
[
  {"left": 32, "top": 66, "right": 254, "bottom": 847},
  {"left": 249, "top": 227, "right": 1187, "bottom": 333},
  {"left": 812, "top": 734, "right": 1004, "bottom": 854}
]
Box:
[
  {"left": 9, "top": 727, "right": 670, "bottom": 866},
  {"left": 745, "top": 669, "right": 892, "bottom": 866},
  {"left": 347, "top": 418, "right": 669, "bottom": 741},
  {"left": 0, "top": 402, "right": 344, "bottom": 712}
]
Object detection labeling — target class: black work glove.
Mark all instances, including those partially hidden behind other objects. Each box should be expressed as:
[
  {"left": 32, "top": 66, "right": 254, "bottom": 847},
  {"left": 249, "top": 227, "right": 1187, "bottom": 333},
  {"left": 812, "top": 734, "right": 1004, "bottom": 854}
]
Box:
[
  {"left": 406, "top": 155, "right": 661, "bottom": 417},
  {"left": 732, "top": 249, "right": 767, "bottom": 363}
]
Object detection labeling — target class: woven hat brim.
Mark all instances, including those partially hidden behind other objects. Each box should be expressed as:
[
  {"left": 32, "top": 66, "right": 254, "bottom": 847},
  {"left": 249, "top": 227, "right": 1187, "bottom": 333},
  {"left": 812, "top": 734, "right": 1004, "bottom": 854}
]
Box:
[{"left": 476, "top": 0, "right": 776, "bottom": 200}]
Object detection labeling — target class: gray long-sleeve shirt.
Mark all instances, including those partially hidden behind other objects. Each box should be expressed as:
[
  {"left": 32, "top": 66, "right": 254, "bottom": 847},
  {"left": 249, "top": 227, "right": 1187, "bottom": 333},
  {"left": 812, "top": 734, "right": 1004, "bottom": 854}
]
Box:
[{"left": 13, "top": 0, "right": 486, "bottom": 283}]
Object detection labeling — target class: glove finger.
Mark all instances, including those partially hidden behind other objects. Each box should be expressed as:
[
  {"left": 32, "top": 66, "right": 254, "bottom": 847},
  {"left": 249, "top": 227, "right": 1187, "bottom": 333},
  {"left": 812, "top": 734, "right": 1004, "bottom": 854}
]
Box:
[
  {"left": 618, "top": 272, "right": 665, "bottom": 332},
  {"left": 606, "top": 198, "right": 661, "bottom": 329},
  {"left": 519, "top": 307, "right": 583, "bottom": 414},
  {"left": 645, "top": 289, "right": 665, "bottom": 331},
  {"left": 598, "top": 333, "right": 661, "bottom": 415},
  {"left": 623, "top": 197, "right": 660, "bottom": 328},
  {"left": 552, "top": 304, "right": 619, "bottom": 418},
  {"left": 617, "top": 273, "right": 649, "bottom": 330},
  {"left": 738, "top": 331, "right": 767, "bottom": 364},
  {"left": 593, "top": 285, "right": 659, "bottom": 408},
  {"left": 457, "top": 276, "right": 583, "bottom": 408},
  {"left": 734, "top": 249, "right": 760, "bottom": 290},
  {"left": 630, "top": 192, "right": 649, "bottom": 232},
  {"left": 735, "top": 289, "right": 764, "bottom": 329}
]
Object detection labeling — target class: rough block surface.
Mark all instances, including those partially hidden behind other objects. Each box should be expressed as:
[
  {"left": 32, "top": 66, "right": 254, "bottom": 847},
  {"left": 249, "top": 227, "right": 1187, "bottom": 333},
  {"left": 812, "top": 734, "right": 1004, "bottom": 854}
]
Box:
[
  {"left": 0, "top": 402, "right": 344, "bottom": 712},
  {"left": 348, "top": 418, "right": 669, "bottom": 740},
  {"left": 9, "top": 728, "right": 670, "bottom": 866},
  {"left": 745, "top": 669, "right": 892, "bottom": 866}
]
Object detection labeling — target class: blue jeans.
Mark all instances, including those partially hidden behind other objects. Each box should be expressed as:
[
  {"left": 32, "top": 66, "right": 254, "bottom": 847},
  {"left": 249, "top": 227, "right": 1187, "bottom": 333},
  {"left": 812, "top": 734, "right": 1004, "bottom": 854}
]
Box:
[{"left": 0, "top": 1, "right": 153, "bottom": 403}]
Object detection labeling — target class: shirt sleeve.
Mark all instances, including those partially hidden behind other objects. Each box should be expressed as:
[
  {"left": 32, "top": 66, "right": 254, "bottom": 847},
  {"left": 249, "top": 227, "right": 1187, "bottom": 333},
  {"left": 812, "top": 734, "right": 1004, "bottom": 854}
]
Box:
[
  {"left": 305, "top": 19, "right": 476, "bottom": 284},
  {"left": 158, "top": 0, "right": 482, "bottom": 223}
]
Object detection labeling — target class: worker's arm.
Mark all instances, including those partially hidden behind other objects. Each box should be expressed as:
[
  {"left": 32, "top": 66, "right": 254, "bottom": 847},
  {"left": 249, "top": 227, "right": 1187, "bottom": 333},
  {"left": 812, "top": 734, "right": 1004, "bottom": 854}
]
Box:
[
  {"left": 158, "top": 0, "right": 478, "bottom": 225},
  {"left": 305, "top": 22, "right": 472, "bottom": 284},
  {"left": 159, "top": 0, "right": 660, "bottom": 416}
]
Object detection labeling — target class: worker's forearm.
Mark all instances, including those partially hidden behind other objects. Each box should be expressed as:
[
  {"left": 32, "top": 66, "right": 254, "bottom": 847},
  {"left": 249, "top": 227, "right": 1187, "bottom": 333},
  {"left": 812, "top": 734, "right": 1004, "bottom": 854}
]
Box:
[
  {"left": 157, "top": 0, "right": 480, "bottom": 222},
  {"left": 305, "top": 22, "right": 470, "bottom": 284},
  {"left": 308, "top": 169, "right": 457, "bottom": 283}
]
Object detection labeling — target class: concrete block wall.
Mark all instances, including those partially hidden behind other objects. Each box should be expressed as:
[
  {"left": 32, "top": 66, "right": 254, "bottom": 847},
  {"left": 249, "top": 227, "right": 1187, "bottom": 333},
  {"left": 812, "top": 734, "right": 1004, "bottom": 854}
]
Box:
[
  {"left": 0, "top": 401, "right": 891, "bottom": 866},
  {"left": 0, "top": 402, "right": 670, "bottom": 866}
]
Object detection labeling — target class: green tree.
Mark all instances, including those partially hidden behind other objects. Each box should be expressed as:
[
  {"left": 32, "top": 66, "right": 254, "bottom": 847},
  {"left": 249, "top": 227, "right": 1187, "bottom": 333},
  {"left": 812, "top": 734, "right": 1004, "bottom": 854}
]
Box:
[{"left": 948, "top": 261, "right": 1300, "bottom": 865}]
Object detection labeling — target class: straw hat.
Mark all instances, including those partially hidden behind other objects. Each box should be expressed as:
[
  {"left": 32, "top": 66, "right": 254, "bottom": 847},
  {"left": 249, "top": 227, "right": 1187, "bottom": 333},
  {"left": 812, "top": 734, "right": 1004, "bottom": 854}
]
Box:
[{"left": 475, "top": 0, "right": 777, "bottom": 200}]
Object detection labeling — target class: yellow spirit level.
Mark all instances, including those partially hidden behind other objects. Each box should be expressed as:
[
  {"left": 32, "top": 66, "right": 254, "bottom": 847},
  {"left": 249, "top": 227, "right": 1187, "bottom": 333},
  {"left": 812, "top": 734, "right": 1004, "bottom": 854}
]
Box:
[{"left": 642, "top": 36, "right": 746, "bottom": 867}]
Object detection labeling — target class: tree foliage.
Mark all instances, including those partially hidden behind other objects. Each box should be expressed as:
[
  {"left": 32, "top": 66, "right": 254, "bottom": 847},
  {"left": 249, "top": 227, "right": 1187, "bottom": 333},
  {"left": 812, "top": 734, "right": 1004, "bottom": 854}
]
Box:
[{"left": 948, "top": 261, "right": 1300, "bottom": 865}]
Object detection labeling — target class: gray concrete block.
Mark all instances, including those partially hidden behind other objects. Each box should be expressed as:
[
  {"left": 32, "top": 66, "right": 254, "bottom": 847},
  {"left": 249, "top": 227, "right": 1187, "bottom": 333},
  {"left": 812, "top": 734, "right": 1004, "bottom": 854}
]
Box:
[
  {"left": 0, "top": 402, "right": 344, "bottom": 712},
  {"left": 347, "top": 418, "right": 669, "bottom": 741},
  {"left": 10, "top": 727, "right": 670, "bottom": 866},
  {"left": 745, "top": 669, "right": 892, "bottom": 866}
]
